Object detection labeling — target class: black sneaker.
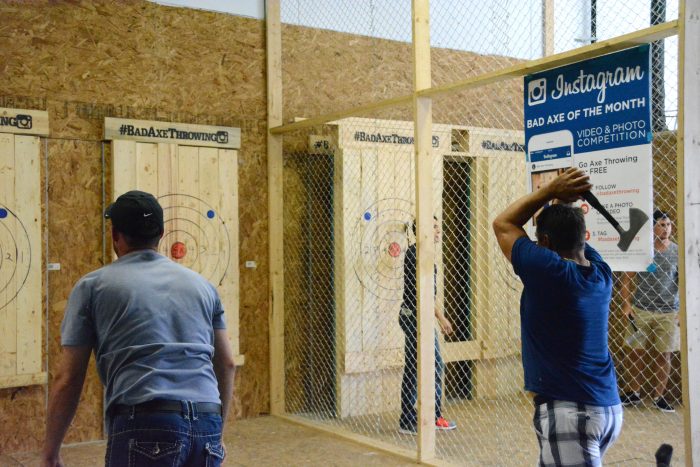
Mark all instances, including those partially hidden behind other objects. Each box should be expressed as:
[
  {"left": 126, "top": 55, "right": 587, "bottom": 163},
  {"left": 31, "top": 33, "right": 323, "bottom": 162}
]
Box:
[
  {"left": 398, "top": 424, "right": 417, "bottom": 435},
  {"left": 620, "top": 392, "right": 641, "bottom": 406},
  {"left": 654, "top": 397, "right": 675, "bottom": 413}
]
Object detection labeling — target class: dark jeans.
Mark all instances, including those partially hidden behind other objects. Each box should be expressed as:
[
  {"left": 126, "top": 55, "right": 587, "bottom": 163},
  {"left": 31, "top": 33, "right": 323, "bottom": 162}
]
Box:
[
  {"left": 106, "top": 401, "right": 225, "bottom": 467},
  {"left": 399, "top": 313, "right": 445, "bottom": 428}
]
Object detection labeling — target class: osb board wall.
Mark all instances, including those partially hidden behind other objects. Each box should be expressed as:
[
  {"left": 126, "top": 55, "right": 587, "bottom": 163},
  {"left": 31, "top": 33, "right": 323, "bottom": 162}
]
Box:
[
  {"left": 47, "top": 139, "right": 105, "bottom": 446},
  {"left": 281, "top": 24, "right": 523, "bottom": 129},
  {"left": 0, "top": 0, "right": 268, "bottom": 452}
]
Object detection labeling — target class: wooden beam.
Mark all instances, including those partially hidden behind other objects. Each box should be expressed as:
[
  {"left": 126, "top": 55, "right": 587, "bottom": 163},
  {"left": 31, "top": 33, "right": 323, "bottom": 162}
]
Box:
[
  {"left": 268, "top": 22, "right": 678, "bottom": 136},
  {"left": 266, "top": 0, "right": 285, "bottom": 416},
  {"left": 442, "top": 340, "right": 481, "bottom": 362},
  {"left": 268, "top": 94, "right": 413, "bottom": 135},
  {"left": 419, "top": 21, "right": 678, "bottom": 99},
  {"left": 0, "top": 372, "right": 47, "bottom": 389},
  {"left": 542, "top": 0, "right": 555, "bottom": 56},
  {"left": 413, "top": 0, "right": 436, "bottom": 462},
  {"left": 678, "top": 0, "right": 700, "bottom": 464}
]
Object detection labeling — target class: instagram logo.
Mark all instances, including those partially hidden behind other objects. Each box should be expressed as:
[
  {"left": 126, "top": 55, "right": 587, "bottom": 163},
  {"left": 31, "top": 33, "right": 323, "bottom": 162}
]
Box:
[{"left": 528, "top": 78, "right": 547, "bottom": 106}]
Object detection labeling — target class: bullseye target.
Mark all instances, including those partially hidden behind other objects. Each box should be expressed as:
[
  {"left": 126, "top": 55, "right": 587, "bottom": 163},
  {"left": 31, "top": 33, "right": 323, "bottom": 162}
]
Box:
[
  {"left": 351, "top": 198, "right": 414, "bottom": 301},
  {"left": 157, "top": 194, "right": 231, "bottom": 286},
  {"left": 0, "top": 205, "right": 32, "bottom": 311}
]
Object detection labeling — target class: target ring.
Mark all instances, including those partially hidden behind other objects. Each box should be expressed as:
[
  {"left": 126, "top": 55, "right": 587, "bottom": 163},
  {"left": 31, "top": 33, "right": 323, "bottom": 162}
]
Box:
[
  {"left": 0, "top": 204, "right": 32, "bottom": 311},
  {"left": 157, "top": 194, "right": 231, "bottom": 286},
  {"left": 351, "top": 198, "right": 414, "bottom": 301}
]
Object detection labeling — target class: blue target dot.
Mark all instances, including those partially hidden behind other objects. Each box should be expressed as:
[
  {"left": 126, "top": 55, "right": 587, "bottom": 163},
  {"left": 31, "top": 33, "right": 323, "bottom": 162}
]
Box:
[
  {"left": 363, "top": 212, "right": 372, "bottom": 221},
  {"left": 0, "top": 208, "right": 7, "bottom": 219},
  {"left": 207, "top": 210, "right": 216, "bottom": 219},
  {"left": 646, "top": 263, "right": 657, "bottom": 273}
]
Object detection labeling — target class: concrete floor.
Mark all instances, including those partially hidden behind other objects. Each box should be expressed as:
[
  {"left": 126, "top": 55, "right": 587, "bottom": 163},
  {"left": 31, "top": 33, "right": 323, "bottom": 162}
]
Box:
[
  {"left": 0, "top": 402, "right": 684, "bottom": 466},
  {"left": 0, "top": 416, "right": 416, "bottom": 467},
  {"left": 298, "top": 395, "right": 685, "bottom": 466}
]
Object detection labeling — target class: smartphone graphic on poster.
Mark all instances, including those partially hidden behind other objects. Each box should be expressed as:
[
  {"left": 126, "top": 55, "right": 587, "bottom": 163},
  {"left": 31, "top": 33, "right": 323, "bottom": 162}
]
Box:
[{"left": 527, "top": 130, "right": 574, "bottom": 226}]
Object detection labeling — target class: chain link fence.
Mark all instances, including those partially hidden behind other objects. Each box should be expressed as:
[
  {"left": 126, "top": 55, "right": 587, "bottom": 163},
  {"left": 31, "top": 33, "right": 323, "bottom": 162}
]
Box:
[{"left": 278, "top": 1, "right": 683, "bottom": 465}]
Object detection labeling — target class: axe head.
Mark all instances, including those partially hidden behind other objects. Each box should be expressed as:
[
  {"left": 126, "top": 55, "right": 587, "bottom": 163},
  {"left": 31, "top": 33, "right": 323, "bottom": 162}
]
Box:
[{"left": 617, "top": 208, "right": 649, "bottom": 252}]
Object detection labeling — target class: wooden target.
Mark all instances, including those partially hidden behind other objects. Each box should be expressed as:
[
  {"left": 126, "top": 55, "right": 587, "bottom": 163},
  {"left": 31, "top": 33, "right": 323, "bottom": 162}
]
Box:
[
  {"left": 109, "top": 119, "right": 243, "bottom": 364},
  {"left": 0, "top": 113, "right": 45, "bottom": 388}
]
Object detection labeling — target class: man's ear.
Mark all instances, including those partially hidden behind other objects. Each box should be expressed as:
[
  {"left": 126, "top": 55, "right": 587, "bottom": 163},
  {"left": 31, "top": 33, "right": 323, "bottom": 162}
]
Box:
[{"left": 537, "top": 234, "right": 551, "bottom": 249}]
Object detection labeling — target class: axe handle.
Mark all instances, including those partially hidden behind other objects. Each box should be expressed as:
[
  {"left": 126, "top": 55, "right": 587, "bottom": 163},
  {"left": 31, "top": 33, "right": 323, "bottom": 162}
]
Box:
[{"left": 581, "top": 191, "right": 624, "bottom": 235}]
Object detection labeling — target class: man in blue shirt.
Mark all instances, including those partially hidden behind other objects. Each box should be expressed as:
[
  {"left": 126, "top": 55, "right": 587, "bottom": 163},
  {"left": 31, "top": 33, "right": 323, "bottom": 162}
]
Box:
[
  {"left": 41, "top": 191, "right": 236, "bottom": 467},
  {"left": 492, "top": 168, "right": 622, "bottom": 467}
]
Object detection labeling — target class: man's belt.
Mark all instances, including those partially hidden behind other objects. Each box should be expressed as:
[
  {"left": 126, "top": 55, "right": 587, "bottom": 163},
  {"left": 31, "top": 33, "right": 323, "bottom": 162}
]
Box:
[{"left": 111, "top": 399, "right": 221, "bottom": 415}]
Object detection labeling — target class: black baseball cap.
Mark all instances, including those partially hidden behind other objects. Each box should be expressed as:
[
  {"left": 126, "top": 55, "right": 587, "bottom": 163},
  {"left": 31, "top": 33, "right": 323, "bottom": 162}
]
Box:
[{"left": 105, "top": 190, "right": 164, "bottom": 238}]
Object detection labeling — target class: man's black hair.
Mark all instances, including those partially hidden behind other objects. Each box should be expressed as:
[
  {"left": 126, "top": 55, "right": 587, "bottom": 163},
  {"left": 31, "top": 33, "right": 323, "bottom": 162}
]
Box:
[
  {"left": 653, "top": 209, "right": 670, "bottom": 224},
  {"left": 535, "top": 204, "right": 586, "bottom": 252},
  {"left": 119, "top": 231, "right": 161, "bottom": 250}
]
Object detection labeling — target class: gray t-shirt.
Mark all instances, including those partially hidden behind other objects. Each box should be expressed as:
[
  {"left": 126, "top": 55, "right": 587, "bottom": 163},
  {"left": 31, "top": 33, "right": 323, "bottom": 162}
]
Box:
[
  {"left": 61, "top": 250, "right": 226, "bottom": 412},
  {"left": 633, "top": 242, "right": 679, "bottom": 312}
]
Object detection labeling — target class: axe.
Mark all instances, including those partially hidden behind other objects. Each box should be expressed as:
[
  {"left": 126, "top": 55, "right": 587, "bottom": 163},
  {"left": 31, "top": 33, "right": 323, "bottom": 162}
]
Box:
[{"left": 581, "top": 191, "right": 649, "bottom": 252}]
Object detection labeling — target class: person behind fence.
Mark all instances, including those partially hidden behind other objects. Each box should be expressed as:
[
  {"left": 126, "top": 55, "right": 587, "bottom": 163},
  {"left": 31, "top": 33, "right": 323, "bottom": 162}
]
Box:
[
  {"left": 398, "top": 216, "right": 457, "bottom": 435},
  {"left": 41, "top": 190, "right": 236, "bottom": 467},
  {"left": 620, "top": 210, "right": 679, "bottom": 413},
  {"left": 492, "top": 168, "right": 622, "bottom": 466}
]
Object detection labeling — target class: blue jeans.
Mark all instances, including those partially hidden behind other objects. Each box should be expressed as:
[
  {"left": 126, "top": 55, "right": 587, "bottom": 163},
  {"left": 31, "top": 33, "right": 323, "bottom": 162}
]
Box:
[
  {"left": 106, "top": 401, "right": 225, "bottom": 467},
  {"left": 399, "top": 313, "right": 444, "bottom": 428}
]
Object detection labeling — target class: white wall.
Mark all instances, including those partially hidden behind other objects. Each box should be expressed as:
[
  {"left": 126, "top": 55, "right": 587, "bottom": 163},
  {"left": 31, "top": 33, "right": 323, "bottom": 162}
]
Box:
[{"left": 149, "top": 0, "right": 265, "bottom": 19}]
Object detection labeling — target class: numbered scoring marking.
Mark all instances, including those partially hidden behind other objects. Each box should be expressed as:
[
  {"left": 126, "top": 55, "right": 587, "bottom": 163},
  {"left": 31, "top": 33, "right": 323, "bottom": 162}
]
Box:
[
  {"left": 157, "top": 194, "right": 231, "bottom": 286},
  {"left": 352, "top": 198, "right": 414, "bottom": 301},
  {"left": 0, "top": 205, "right": 32, "bottom": 311}
]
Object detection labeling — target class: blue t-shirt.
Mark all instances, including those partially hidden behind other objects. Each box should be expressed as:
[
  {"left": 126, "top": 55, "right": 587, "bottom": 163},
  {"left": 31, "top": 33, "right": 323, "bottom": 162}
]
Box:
[
  {"left": 512, "top": 237, "right": 620, "bottom": 406},
  {"left": 61, "top": 250, "right": 226, "bottom": 412}
]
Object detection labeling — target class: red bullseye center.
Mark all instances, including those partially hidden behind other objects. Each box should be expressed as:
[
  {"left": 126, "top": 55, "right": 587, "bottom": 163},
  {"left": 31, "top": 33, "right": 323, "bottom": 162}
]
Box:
[
  {"left": 171, "top": 241, "right": 187, "bottom": 259},
  {"left": 388, "top": 242, "right": 401, "bottom": 257}
]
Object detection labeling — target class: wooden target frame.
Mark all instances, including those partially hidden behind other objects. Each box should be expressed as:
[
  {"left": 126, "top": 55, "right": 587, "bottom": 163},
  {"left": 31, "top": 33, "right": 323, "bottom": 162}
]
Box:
[
  {"left": 0, "top": 108, "right": 47, "bottom": 389},
  {"left": 106, "top": 118, "right": 244, "bottom": 365}
]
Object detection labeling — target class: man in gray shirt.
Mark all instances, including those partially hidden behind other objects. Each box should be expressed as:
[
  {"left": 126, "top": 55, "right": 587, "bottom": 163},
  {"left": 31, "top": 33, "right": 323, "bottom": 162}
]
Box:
[
  {"left": 620, "top": 210, "right": 679, "bottom": 412},
  {"left": 41, "top": 191, "right": 236, "bottom": 466}
]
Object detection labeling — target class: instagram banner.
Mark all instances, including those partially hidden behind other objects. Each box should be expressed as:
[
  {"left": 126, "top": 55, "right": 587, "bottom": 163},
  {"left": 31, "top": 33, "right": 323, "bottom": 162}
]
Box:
[{"left": 524, "top": 45, "right": 652, "bottom": 271}]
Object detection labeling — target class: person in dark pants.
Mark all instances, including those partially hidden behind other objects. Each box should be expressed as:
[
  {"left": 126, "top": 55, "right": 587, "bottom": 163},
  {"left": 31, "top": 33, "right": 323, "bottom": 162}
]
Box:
[
  {"left": 41, "top": 191, "right": 236, "bottom": 467},
  {"left": 493, "top": 168, "right": 622, "bottom": 466},
  {"left": 399, "top": 216, "right": 457, "bottom": 435}
]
